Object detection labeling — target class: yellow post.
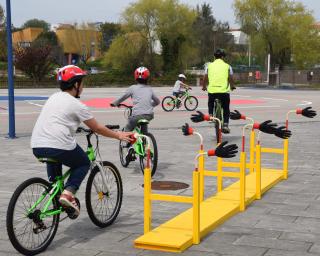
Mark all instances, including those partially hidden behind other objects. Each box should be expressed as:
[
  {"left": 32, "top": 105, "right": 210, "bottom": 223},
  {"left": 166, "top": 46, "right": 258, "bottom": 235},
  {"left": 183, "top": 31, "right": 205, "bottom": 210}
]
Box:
[
  {"left": 192, "top": 170, "right": 200, "bottom": 244},
  {"left": 240, "top": 152, "right": 246, "bottom": 211},
  {"left": 217, "top": 157, "right": 223, "bottom": 192},
  {"left": 198, "top": 150, "right": 205, "bottom": 202},
  {"left": 255, "top": 144, "right": 261, "bottom": 199},
  {"left": 249, "top": 130, "right": 255, "bottom": 173},
  {"left": 144, "top": 167, "right": 152, "bottom": 234},
  {"left": 283, "top": 139, "right": 289, "bottom": 179}
]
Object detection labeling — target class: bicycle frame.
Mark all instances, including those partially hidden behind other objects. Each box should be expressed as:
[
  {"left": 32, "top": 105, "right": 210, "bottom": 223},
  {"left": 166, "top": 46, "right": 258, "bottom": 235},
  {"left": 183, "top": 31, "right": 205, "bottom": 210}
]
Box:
[{"left": 27, "top": 136, "right": 109, "bottom": 220}]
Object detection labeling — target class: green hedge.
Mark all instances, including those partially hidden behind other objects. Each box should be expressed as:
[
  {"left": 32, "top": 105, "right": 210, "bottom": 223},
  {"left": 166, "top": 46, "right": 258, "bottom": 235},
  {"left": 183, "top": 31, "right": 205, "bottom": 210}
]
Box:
[{"left": 0, "top": 70, "right": 198, "bottom": 88}]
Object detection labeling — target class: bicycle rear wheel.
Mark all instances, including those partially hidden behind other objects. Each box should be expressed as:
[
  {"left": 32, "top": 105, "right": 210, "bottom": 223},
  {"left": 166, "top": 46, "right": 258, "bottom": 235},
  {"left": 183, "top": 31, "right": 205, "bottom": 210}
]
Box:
[
  {"left": 139, "top": 132, "right": 158, "bottom": 177},
  {"left": 184, "top": 96, "right": 198, "bottom": 111},
  {"left": 161, "top": 96, "right": 175, "bottom": 112},
  {"left": 119, "top": 128, "right": 130, "bottom": 167},
  {"left": 86, "top": 161, "right": 123, "bottom": 228},
  {"left": 214, "top": 100, "right": 223, "bottom": 144},
  {"left": 7, "top": 177, "right": 60, "bottom": 255}
]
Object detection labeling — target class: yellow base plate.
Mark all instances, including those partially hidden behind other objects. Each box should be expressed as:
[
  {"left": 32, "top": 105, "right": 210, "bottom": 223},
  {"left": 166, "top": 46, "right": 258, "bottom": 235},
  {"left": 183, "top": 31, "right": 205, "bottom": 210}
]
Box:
[{"left": 134, "top": 169, "right": 284, "bottom": 252}]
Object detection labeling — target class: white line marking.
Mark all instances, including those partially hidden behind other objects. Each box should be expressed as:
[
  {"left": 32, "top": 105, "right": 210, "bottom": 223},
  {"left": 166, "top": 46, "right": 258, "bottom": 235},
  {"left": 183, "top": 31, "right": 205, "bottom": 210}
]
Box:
[
  {"left": 26, "top": 101, "right": 44, "bottom": 107},
  {"left": 0, "top": 190, "right": 13, "bottom": 194},
  {"left": 260, "top": 97, "right": 289, "bottom": 102},
  {"left": 297, "top": 101, "right": 312, "bottom": 106}
]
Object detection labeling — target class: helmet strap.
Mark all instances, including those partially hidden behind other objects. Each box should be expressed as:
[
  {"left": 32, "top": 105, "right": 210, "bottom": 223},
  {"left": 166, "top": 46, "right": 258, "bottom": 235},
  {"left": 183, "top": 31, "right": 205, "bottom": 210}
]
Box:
[{"left": 74, "top": 83, "right": 81, "bottom": 98}]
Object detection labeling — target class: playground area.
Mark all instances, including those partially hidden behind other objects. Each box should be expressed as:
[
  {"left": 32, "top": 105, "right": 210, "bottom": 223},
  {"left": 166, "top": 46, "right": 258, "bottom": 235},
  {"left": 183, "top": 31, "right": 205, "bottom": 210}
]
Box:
[{"left": 1, "top": 87, "right": 320, "bottom": 255}]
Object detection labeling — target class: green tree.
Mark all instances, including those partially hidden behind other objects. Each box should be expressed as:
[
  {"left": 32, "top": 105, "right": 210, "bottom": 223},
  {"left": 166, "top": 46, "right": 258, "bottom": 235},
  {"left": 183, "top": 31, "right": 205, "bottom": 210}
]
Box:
[
  {"left": 0, "top": 4, "right": 4, "bottom": 27},
  {"left": 118, "top": 0, "right": 198, "bottom": 73},
  {"left": 193, "top": 3, "right": 231, "bottom": 64},
  {"left": 122, "top": 0, "right": 161, "bottom": 70},
  {"left": 0, "top": 4, "right": 6, "bottom": 61},
  {"left": 99, "top": 22, "right": 122, "bottom": 52},
  {"left": 22, "top": 19, "right": 50, "bottom": 32},
  {"left": 156, "top": 0, "right": 197, "bottom": 72},
  {"left": 103, "top": 32, "right": 147, "bottom": 73},
  {"left": 234, "top": 0, "right": 320, "bottom": 68}
]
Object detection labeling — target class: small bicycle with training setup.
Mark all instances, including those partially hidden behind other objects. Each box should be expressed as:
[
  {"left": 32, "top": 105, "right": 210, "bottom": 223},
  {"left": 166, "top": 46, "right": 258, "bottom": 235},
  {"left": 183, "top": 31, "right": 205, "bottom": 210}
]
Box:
[
  {"left": 6, "top": 125, "right": 123, "bottom": 255},
  {"left": 161, "top": 87, "right": 198, "bottom": 112},
  {"left": 114, "top": 103, "right": 158, "bottom": 177}
]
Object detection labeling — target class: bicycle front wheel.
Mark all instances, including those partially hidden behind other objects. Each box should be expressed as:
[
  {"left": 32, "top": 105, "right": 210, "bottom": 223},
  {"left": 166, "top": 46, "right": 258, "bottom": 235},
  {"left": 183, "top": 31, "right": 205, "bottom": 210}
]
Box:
[
  {"left": 86, "top": 161, "right": 123, "bottom": 228},
  {"left": 7, "top": 177, "right": 60, "bottom": 255},
  {"left": 161, "top": 96, "right": 175, "bottom": 112},
  {"left": 139, "top": 132, "right": 158, "bottom": 177},
  {"left": 184, "top": 96, "right": 198, "bottom": 111}
]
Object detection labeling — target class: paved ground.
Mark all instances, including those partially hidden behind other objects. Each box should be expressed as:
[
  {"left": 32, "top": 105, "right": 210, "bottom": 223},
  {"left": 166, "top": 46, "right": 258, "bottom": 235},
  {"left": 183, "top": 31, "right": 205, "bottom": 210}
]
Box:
[{"left": 0, "top": 87, "right": 320, "bottom": 255}]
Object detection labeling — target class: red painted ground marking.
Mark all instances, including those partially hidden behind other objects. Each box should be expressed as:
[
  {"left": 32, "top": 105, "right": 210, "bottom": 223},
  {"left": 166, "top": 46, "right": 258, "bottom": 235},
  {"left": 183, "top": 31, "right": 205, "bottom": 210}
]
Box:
[
  {"left": 82, "top": 98, "right": 133, "bottom": 108},
  {"left": 82, "top": 97, "right": 264, "bottom": 109},
  {"left": 231, "top": 99, "right": 264, "bottom": 105}
]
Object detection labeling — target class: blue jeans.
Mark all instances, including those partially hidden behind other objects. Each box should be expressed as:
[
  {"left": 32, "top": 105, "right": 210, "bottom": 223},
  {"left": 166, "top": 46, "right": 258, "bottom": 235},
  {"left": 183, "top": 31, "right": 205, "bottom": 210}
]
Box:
[{"left": 33, "top": 145, "right": 90, "bottom": 193}]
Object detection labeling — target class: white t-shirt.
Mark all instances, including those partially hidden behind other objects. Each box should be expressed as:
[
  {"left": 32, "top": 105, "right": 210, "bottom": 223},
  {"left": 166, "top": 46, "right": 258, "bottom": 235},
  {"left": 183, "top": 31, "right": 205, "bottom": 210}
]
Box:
[
  {"left": 31, "top": 91, "right": 93, "bottom": 150},
  {"left": 173, "top": 80, "right": 184, "bottom": 93}
]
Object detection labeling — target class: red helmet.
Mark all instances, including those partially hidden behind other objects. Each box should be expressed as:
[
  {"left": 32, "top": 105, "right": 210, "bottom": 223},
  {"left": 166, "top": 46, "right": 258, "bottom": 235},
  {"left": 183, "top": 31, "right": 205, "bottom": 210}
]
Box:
[
  {"left": 57, "top": 65, "right": 87, "bottom": 83},
  {"left": 134, "top": 67, "right": 150, "bottom": 81}
]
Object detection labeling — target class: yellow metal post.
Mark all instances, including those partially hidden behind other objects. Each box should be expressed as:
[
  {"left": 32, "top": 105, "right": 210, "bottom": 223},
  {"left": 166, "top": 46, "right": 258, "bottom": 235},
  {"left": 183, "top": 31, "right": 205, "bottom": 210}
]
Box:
[
  {"left": 283, "top": 139, "right": 289, "bottom": 179},
  {"left": 249, "top": 130, "right": 255, "bottom": 173},
  {"left": 255, "top": 144, "right": 261, "bottom": 199},
  {"left": 198, "top": 150, "right": 205, "bottom": 202},
  {"left": 240, "top": 152, "right": 246, "bottom": 211},
  {"left": 192, "top": 170, "right": 200, "bottom": 244},
  {"left": 144, "top": 167, "right": 152, "bottom": 234},
  {"left": 217, "top": 157, "right": 223, "bottom": 192}
]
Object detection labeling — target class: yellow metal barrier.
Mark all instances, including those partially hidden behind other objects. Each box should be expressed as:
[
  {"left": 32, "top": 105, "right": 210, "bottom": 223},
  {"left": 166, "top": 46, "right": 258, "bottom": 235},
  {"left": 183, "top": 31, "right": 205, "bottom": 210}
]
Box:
[{"left": 142, "top": 159, "right": 201, "bottom": 245}]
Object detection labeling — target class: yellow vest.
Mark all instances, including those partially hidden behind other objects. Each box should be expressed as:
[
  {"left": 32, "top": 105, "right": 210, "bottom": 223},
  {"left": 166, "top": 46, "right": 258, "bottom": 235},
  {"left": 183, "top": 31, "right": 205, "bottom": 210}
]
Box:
[{"left": 207, "top": 59, "right": 230, "bottom": 93}]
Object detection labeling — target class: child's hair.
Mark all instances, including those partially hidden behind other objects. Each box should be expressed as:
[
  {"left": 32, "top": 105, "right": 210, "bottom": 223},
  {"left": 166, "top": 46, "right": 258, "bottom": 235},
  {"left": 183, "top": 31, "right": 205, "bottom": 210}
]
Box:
[{"left": 60, "top": 77, "right": 83, "bottom": 91}]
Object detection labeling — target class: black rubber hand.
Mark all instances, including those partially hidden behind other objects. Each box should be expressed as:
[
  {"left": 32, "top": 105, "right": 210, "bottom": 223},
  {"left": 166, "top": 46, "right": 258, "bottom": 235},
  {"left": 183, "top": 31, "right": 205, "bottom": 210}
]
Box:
[
  {"left": 259, "top": 120, "right": 278, "bottom": 134},
  {"left": 302, "top": 107, "right": 317, "bottom": 118},
  {"left": 191, "top": 111, "right": 206, "bottom": 123},
  {"left": 273, "top": 126, "right": 292, "bottom": 139},
  {"left": 182, "top": 123, "right": 192, "bottom": 136},
  {"left": 215, "top": 141, "right": 238, "bottom": 158},
  {"left": 230, "top": 110, "right": 242, "bottom": 120}
]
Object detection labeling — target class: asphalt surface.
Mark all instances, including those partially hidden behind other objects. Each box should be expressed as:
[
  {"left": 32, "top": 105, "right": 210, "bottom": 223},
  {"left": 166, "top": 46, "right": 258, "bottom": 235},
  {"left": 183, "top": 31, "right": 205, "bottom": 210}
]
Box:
[{"left": 0, "top": 87, "right": 320, "bottom": 255}]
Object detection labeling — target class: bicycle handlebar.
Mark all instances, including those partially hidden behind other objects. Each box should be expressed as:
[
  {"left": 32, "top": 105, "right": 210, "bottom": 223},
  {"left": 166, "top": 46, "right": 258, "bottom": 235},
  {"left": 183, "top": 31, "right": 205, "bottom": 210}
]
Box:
[
  {"left": 112, "top": 103, "right": 132, "bottom": 109},
  {"left": 76, "top": 125, "right": 120, "bottom": 134}
]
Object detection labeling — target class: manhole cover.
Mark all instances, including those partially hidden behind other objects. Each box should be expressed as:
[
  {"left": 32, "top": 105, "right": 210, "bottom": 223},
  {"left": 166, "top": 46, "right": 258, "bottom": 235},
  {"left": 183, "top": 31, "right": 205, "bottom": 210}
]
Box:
[{"left": 142, "top": 181, "right": 189, "bottom": 191}]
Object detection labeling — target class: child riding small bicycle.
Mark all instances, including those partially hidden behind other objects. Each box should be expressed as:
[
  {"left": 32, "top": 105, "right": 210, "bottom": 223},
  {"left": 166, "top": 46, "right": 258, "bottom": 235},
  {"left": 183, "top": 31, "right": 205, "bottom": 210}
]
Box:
[
  {"left": 111, "top": 67, "right": 160, "bottom": 131},
  {"left": 31, "top": 65, "right": 132, "bottom": 216},
  {"left": 172, "top": 74, "right": 191, "bottom": 106}
]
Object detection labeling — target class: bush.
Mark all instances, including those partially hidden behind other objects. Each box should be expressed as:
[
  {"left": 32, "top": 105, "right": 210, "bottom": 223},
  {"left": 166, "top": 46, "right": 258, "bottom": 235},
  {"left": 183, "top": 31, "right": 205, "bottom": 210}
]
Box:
[{"left": 0, "top": 62, "right": 6, "bottom": 70}]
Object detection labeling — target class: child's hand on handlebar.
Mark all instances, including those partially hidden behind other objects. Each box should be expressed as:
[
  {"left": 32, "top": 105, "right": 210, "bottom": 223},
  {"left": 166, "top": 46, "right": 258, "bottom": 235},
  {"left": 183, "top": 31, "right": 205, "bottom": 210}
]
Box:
[
  {"left": 110, "top": 103, "right": 117, "bottom": 107},
  {"left": 117, "top": 131, "right": 134, "bottom": 142}
]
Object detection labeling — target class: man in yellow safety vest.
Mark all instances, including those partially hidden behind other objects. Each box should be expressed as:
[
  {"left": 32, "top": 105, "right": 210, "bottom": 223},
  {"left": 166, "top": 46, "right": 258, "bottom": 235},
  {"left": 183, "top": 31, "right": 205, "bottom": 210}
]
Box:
[{"left": 202, "top": 49, "right": 236, "bottom": 134}]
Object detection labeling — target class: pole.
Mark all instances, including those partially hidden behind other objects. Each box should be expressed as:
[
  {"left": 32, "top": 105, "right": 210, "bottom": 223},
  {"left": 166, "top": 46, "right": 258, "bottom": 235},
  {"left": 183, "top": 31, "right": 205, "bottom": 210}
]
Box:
[
  {"left": 6, "top": 0, "right": 16, "bottom": 138},
  {"left": 266, "top": 54, "right": 271, "bottom": 84}
]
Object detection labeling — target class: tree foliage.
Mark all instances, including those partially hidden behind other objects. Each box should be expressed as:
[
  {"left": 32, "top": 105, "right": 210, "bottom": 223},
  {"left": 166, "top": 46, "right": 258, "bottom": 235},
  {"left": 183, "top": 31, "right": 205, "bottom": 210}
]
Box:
[
  {"left": 14, "top": 44, "right": 54, "bottom": 81},
  {"left": 99, "top": 22, "right": 122, "bottom": 52},
  {"left": 103, "top": 32, "right": 148, "bottom": 73},
  {"left": 0, "top": 4, "right": 4, "bottom": 27},
  {"left": 193, "top": 3, "right": 231, "bottom": 64},
  {"left": 234, "top": 0, "right": 320, "bottom": 68},
  {"left": 22, "top": 19, "right": 50, "bottom": 32},
  {"left": 0, "top": 4, "right": 6, "bottom": 61},
  {"left": 105, "top": 0, "right": 199, "bottom": 73}
]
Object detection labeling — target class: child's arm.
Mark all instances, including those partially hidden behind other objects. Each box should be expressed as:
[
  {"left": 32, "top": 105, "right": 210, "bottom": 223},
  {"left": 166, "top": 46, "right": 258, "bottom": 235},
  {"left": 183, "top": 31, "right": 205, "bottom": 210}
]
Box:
[
  {"left": 111, "top": 87, "right": 132, "bottom": 106},
  {"left": 151, "top": 90, "right": 160, "bottom": 107},
  {"left": 180, "top": 82, "right": 190, "bottom": 89}
]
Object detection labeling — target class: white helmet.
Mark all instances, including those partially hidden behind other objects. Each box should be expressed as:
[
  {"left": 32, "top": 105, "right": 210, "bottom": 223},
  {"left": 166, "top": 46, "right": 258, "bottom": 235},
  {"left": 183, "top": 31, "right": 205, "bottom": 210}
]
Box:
[{"left": 178, "top": 74, "right": 186, "bottom": 79}]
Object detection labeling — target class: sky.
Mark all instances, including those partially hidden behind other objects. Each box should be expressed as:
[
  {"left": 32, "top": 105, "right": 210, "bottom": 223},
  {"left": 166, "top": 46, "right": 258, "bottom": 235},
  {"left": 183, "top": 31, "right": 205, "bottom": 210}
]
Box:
[{"left": 0, "top": 0, "right": 319, "bottom": 28}]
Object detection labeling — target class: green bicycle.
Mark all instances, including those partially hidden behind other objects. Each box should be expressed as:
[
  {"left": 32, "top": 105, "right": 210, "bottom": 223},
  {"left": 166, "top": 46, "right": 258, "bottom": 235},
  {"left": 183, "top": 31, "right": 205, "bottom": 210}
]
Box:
[
  {"left": 116, "top": 103, "right": 158, "bottom": 177},
  {"left": 6, "top": 125, "right": 123, "bottom": 255},
  {"left": 161, "top": 88, "right": 198, "bottom": 112}
]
